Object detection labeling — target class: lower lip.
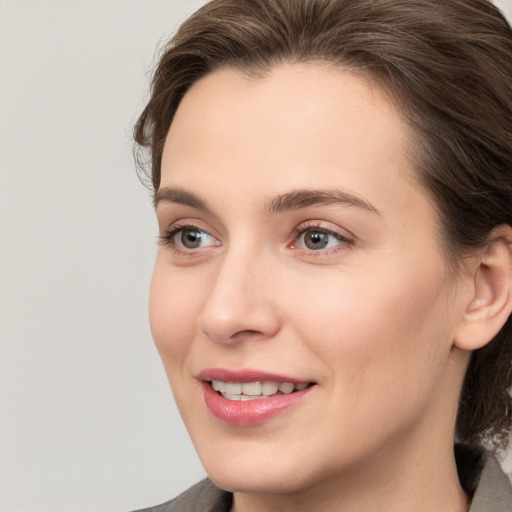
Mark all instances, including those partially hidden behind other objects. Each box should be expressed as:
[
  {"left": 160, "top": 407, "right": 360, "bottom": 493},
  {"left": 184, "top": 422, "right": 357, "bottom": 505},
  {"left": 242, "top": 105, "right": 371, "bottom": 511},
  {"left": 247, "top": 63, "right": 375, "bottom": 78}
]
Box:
[{"left": 202, "top": 382, "right": 314, "bottom": 426}]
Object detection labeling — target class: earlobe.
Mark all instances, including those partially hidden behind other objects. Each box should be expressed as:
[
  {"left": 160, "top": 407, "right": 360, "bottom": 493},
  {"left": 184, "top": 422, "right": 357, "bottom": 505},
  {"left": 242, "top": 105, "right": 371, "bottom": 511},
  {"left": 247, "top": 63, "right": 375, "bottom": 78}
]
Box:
[{"left": 454, "top": 226, "right": 512, "bottom": 351}]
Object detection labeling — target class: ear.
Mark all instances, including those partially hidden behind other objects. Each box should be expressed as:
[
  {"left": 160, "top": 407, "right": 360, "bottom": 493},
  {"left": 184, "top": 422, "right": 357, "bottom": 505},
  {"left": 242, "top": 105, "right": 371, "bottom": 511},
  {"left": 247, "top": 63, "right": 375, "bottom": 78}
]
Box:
[{"left": 454, "top": 226, "right": 512, "bottom": 351}]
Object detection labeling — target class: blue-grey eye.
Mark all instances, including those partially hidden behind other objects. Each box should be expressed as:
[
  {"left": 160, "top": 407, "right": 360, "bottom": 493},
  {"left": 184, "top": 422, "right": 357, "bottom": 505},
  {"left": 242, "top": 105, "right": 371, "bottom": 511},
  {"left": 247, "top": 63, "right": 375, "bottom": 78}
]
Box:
[
  {"left": 297, "top": 230, "right": 343, "bottom": 251},
  {"left": 176, "top": 229, "right": 216, "bottom": 249}
]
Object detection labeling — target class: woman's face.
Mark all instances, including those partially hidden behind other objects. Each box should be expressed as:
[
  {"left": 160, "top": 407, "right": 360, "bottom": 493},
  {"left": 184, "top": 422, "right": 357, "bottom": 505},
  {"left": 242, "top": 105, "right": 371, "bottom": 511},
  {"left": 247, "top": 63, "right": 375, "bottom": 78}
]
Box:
[{"left": 150, "top": 64, "right": 470, "bottom": 494}]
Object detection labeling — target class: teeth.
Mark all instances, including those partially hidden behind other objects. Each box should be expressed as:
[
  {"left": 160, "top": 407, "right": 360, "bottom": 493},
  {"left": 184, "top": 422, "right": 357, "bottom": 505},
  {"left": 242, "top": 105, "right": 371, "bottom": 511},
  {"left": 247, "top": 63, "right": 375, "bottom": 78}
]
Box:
[
  {"left": 222, "top": 392, "right": 242, "bottom": 401},
  {"left": 211, "top": 380, "right": 225, "bottom": 392},
  {"left": 225, "top": 382, "right": 242, "bottom": 394},
  {"left": 241, "top": 382, "right": 262, "bottom": 395},
  {"left": 211, "top": 380, "right": 311, "bottom": 401},
  {"left": 261, "top": 381, "right": 279, "bottom": 396},
  {"left": 279, "top": 382, "right": 295, "bottom": 394}
]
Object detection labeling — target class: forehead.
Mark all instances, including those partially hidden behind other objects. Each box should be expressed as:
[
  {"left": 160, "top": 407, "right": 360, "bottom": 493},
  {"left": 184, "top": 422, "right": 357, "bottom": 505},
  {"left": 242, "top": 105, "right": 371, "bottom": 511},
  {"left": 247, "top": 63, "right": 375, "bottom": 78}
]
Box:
[
  {"left": 166, "top": 63, "right": 407, "bottom": 152},
  {"left": 162, "top": 63, "right": 416, "bottom": 201}
]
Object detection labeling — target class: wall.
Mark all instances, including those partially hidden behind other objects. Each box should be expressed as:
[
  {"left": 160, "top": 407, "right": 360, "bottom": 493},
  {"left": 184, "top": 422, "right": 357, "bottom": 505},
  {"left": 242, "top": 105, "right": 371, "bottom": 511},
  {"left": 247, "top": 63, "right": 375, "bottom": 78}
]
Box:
[{"left": 1, "top": 1, "right": 511, "bottom": 510}]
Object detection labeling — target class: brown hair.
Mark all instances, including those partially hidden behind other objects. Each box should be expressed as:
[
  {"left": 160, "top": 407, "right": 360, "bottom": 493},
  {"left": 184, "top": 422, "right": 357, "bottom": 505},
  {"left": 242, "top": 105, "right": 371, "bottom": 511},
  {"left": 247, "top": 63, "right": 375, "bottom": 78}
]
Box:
[{"left": 134, "top": 0, "right": 512, "bottom": 451}]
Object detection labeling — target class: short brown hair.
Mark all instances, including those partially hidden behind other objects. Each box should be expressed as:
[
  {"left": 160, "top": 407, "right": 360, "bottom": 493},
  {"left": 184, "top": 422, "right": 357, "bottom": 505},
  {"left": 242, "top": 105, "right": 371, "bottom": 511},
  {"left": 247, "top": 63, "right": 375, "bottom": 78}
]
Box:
[{"left": 134, "top": 0, "right": 512, "bottom": 451}]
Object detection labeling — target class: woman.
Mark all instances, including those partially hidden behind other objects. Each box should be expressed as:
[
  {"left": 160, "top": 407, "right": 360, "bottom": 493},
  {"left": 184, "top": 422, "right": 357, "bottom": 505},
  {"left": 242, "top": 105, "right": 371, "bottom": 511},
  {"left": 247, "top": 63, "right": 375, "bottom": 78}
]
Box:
[{"left": 133, "top": 0, "right": 512, "bottom": 510}]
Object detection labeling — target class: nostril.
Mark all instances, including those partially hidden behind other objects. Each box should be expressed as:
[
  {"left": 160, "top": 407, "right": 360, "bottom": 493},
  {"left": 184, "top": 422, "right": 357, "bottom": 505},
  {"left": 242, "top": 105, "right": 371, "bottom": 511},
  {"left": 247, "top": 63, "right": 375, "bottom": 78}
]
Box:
[{"left": 230, "top": 329, "right": 265, "bottom": 341}]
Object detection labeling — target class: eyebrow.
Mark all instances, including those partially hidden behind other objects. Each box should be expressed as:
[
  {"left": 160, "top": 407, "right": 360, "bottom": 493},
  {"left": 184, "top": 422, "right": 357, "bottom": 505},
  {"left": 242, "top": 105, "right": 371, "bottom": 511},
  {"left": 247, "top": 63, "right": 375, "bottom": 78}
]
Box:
[
  {"left": 266, "top": 188, "right": 381, "bottom": 216},
  {"left": 154, "top": 187, "right": 209, "bottom": 211},
  {"left": 154, "top": 186, "right": 380, "bottom": 216}
]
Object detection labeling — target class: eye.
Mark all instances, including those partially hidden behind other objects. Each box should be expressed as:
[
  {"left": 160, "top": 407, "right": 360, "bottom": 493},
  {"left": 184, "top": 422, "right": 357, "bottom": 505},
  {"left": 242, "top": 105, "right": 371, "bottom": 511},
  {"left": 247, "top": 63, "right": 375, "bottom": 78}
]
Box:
[
  {"left": 176, "top": 228, "right": 215, "bottom": 249},
  {"left": 291, "top": 223, "right": 353, "bottom": 253},
  {"left": 159, "top": 224, "right": 219, "bottom": 251},
  {"left": 300, "top": 231, "right": 337, "bottom": 250}
]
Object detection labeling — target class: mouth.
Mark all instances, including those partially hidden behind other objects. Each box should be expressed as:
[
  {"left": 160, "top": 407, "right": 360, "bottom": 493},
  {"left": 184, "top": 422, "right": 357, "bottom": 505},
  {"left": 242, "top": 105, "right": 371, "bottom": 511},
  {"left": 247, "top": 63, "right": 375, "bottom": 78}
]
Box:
[
  {"left": 210, "top": 380, "right": 313, "bottom": 401},
  {"left": 198, "top": 369, "right": 317, "bottom": 425}
]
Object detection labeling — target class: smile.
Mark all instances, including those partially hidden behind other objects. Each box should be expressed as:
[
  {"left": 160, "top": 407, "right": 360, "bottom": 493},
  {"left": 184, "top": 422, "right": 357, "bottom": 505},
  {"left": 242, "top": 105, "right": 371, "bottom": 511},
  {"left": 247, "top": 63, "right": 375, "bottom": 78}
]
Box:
[
  {"left": 211, "top": 380, "right": 311, "bottom": 401},
  {"left": 198, "top": 369, "right": 317, "bottom": 425}
]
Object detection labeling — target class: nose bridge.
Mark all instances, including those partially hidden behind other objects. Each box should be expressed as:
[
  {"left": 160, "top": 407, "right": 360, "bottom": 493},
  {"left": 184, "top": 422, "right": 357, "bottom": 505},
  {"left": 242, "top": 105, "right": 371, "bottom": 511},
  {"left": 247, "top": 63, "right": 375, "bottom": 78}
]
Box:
[{"left": 198, "top": 241, "right": 279, "bottom": 344}]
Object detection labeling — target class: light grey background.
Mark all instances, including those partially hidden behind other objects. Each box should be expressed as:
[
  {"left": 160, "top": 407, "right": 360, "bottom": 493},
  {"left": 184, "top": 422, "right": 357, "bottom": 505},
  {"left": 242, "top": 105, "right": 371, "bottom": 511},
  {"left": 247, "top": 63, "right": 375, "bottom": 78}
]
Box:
[{"left": 1, "top": 1, "right": 511, "bottom": 511}]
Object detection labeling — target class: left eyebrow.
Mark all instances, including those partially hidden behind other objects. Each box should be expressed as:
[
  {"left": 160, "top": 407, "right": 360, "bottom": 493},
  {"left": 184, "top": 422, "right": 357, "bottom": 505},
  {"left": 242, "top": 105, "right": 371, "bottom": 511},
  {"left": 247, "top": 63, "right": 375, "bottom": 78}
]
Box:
[{"left": 265, "top": 188, "right": 381, "bottom": 216}]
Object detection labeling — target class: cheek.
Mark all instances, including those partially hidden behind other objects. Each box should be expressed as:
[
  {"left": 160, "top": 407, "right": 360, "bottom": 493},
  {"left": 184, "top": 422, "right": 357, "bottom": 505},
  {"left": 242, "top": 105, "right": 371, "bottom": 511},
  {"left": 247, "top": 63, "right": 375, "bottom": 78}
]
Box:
[
  {"left": 287, "top": 263, "right": 454, "bottom": 397},
  {"left": 149, "top": 261, "right": 202, "bottom": 368}
]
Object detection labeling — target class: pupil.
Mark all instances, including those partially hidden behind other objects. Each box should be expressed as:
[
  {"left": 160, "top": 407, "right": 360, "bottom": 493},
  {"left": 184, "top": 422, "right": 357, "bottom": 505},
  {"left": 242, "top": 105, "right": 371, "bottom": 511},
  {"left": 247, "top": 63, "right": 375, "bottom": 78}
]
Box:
[
  {"left": 305, "top": 231, "right": 328, "bottom": 249},
  {"left": 182, "top": 230, "right": 202, "bottom": 248}
]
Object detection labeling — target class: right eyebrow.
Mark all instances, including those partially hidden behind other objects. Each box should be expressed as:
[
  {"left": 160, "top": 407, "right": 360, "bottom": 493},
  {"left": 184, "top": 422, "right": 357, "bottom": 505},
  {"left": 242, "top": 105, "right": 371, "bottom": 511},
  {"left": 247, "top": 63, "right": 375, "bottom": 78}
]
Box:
[{"left": 153, "top": 187, "right": 210, "bottom": 211}]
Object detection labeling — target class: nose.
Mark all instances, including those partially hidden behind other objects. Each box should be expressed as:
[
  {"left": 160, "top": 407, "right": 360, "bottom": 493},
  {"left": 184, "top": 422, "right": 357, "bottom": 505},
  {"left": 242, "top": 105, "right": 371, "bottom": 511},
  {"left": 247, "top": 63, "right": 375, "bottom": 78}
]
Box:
[{"left": 198, "top": 249, "right": 281, "bottom": 344}]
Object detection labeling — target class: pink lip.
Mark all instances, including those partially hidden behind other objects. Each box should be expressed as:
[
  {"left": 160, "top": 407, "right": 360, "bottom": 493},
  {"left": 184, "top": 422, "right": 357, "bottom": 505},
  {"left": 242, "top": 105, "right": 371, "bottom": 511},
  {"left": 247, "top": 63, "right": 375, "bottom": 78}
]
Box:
[
  {"left": 197, "top": 368, "right": 315, "bottom": 426},
  {"left": 197, "top": 368, "right": 310, "bottom": 384}
]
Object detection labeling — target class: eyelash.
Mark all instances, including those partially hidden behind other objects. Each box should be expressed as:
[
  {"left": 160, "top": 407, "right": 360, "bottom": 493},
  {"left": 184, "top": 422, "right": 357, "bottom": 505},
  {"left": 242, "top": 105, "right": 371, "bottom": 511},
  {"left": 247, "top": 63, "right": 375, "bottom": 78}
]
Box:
[
  {"left": 290, "top": 222, "right": 354, "bottom": 254},
  {"left": 158, "top": 221, "right": 354, "bottom": 256},
  {"left": 158, "top": 222, "right": 214, "bottom": 252}
]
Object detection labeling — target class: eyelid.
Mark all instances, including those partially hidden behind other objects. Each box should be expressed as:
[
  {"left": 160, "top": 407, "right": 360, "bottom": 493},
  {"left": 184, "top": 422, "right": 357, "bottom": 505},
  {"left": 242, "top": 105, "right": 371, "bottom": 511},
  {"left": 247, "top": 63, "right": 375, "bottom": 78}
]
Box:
[
  {"left": 289, "top": 221, "right": 355, "bottom": 254},
  {"left": 158, "top": 219, "right": 221, "bottom": 251}
]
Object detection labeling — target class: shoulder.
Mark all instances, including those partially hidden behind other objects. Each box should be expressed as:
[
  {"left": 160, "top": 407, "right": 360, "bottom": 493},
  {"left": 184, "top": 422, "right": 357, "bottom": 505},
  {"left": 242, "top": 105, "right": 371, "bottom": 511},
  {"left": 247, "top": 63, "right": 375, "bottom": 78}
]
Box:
[
  {"left": 130, "top": 479, "right": 232, "bottom": 512},
  {"left": 461, "top": 446, "right": 512, "bottom": 512}
]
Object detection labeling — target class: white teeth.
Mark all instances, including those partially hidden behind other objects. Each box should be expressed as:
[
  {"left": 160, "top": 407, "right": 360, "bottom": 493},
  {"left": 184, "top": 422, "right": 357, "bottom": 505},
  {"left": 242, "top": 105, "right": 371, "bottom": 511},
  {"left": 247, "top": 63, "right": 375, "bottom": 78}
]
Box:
[
  {"left": 225, "top": 382, "right": 242, "bottom": 394},
  {"left": 261, "top": 381, "right": 279, "bottom": 396},
  {"left": 241, "top": 381, "right": 262, "bottom": 395},
  {"left": 212, "top": 380, "right": 311, "bottom": 401},
  {"left": 279, "top": 382, "right": 295, "bottom": 394},
  {"left": 211, "top": 380, "right": 225, "bottom": 392},
  {"left": 223, "top": 392, "right": 242, "bottom": 401}
]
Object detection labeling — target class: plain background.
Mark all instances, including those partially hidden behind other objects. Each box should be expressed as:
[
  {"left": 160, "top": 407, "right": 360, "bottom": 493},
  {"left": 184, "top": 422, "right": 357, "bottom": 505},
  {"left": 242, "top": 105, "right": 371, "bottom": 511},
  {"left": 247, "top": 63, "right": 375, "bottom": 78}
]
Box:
[{"left": 1, "top": 1, "right": 512, "bottom": 511}]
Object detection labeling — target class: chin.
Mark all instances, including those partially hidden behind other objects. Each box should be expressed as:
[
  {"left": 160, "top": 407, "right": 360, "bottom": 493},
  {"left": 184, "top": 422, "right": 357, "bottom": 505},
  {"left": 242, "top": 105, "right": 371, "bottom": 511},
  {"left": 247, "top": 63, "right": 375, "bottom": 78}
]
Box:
[
  {"left": 190, "top": 432, "right": 333, "bottom": 495},
  {"left": 205, "top": 462, "right": 316, "bottom": 494}
]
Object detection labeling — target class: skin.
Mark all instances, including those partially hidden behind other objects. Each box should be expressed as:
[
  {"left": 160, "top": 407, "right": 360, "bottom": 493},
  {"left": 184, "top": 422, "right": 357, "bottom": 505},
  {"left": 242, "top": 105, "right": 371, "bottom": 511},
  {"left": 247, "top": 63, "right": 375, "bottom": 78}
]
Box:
[{"left": 149, "top": 64, "right": 478, "bottom": 512}]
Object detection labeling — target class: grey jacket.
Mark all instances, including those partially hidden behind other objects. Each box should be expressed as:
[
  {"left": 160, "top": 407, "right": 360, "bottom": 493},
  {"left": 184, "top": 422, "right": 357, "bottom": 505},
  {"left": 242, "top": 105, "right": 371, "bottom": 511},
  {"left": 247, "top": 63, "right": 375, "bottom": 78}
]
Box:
[{"left": 134, "top": 448, "right": 512, "bottom": 512}]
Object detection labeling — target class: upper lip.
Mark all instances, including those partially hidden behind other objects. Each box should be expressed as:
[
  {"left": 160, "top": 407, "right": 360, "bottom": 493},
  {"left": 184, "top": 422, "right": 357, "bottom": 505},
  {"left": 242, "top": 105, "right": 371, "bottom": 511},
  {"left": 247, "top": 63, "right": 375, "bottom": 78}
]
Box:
[{"left": 197, "top": 368, "right": 313, "bottom": 384}]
